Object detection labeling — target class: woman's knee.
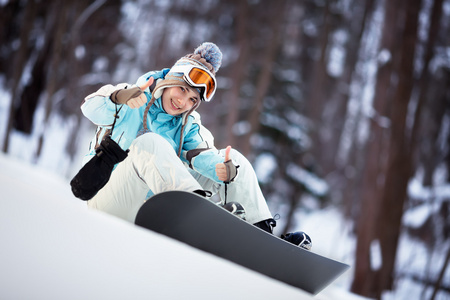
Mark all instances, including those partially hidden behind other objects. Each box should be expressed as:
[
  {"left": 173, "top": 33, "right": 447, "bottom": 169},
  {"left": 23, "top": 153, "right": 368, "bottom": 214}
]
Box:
[
  {"left": 133, "top": 133, "right": 174, "bottom": 153},
  {"left": 229, "top": 148, "right": 252, "bottom": 168}
]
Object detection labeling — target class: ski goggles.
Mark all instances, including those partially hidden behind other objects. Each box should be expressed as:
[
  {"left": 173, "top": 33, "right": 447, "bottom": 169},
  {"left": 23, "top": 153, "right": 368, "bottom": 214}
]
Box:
[{"left": 169, "top": 64, "right": 217, "bottom": 102}]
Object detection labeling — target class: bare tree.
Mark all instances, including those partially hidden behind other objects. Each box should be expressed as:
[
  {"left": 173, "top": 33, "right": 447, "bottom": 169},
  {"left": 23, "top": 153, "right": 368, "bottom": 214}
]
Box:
[
  {"left": 352, "top": 0, "right": 400, "bottom": 291},
  {"left": 376, "top": 0, "right": 422, "bottom": 295},
  {"left": 241, "top": 0, "right": 286, "bottom": 157},
  {"left": 224, "top": 0, "right": 251, "bottom": 147},
  {"left": 352, "top": 0, "right": 428, "bottom": 298},
  {"left": 2, "top": 0, "right": 38, "bottom": 153}
]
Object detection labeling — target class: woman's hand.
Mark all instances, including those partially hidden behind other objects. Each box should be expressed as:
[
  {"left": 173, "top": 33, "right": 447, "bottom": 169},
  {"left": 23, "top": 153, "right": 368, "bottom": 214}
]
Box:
[
  {"left": 126, "top": 77, "right": 154, "bottom": 109},
  {"left": 126, "top": 93, "right": 147, "bottom": 109},
  {"left": 216, "top": 146, "right": 236, "bottom": 182}
]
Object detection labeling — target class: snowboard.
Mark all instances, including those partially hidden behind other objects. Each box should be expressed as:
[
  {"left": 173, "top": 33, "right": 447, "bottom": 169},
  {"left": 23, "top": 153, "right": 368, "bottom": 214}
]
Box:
[{"left": 135, "top": 191, "right": 350, "bottom": 295}]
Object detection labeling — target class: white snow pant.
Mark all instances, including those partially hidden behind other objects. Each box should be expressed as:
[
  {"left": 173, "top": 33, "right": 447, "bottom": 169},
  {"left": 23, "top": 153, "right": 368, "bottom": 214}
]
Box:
[
  {"left": 189, "top": 148, "right": 273, "bottom": 225},
  {"left": 87, "top": 133, "right": 202, "bottom": 222}
]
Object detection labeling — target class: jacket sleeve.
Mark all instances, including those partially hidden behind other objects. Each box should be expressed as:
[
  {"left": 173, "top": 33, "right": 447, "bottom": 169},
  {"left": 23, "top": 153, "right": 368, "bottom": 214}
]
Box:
[
  {"left": 181, "top": 113, "right": 224, "bottom": 183},
  {"left": 81, "top": 83, "right": 131, "bottom": 126},
  {"left": 82, "top": 69, "right": 168, "bottom": 126}
]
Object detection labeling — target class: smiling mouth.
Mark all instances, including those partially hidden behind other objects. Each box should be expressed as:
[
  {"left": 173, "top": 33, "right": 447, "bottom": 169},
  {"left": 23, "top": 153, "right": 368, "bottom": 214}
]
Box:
[{"left": 171, "top": 99, "right": 181, "bottom": 110}]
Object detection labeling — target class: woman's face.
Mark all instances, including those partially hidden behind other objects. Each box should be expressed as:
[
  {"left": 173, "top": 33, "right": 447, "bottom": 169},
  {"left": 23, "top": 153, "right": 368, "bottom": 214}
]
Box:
[{"left": 161, "top": 86, "right": 199, "bottom": 116}]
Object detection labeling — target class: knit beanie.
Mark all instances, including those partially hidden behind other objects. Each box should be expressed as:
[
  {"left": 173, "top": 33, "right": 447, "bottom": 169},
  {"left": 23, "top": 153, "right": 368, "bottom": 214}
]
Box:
[{"left": 151, "top": 42, "right": 223, "bottom": 101}]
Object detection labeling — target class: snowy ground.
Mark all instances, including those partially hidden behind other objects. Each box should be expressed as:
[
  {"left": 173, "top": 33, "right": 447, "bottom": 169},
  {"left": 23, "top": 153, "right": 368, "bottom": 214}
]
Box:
[
  {"left": 0, "top": 152, "right": 369, "bottom": 300},
  {"left": 1, "top": 136, "right": 449, "bottom": 300},
  {"left": 1, "top": 90, "right": 448, "bottom": 299}
]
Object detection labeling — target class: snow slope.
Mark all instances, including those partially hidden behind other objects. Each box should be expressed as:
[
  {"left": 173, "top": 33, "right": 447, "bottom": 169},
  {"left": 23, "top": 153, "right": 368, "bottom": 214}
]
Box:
[
  {"left": 0, "top": 153, "right": 368, "bottom": 300},
  {"left": 0, "top": 154, "right": 313, "bottom": 299}
]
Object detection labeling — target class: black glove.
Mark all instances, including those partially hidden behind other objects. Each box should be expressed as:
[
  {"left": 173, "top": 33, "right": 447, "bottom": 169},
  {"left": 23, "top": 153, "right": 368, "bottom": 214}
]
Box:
[{"left": 70, "top": 135, "right": 128, "bottom": 200}]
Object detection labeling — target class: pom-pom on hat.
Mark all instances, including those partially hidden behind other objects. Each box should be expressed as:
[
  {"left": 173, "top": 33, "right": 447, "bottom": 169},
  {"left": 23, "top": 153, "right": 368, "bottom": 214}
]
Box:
[{"left": 151, "top": 42, "right": 222, "bottom": 102}]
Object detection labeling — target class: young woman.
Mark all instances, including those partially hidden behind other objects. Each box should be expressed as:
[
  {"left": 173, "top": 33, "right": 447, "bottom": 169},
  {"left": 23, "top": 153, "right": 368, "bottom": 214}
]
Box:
[{"left": 78, "top": 42, "right": 311, "bottom": 249}]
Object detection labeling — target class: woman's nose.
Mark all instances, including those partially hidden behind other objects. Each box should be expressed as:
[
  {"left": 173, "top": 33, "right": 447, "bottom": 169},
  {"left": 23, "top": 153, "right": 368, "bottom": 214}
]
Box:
[{"left": 176, "top": 97, "right": 185, "bottom": 105}]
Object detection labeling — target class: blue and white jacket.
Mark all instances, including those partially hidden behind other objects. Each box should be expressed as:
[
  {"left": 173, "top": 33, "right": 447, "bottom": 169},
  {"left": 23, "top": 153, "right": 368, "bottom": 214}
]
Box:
[{"left": 81, "top": 69, "right": 224, "bottom": 183}]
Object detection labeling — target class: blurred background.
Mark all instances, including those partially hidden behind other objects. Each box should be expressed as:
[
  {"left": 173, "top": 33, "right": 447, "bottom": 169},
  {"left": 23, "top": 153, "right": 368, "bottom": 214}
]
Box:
[{"left": 0, "top": 0, "right": 449, "bottom": 299}]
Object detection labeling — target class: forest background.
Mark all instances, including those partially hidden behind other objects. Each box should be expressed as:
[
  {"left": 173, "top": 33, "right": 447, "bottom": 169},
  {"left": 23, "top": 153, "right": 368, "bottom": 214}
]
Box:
[{"left": 0, "top": 0, "right": 449, "bottom": 299}]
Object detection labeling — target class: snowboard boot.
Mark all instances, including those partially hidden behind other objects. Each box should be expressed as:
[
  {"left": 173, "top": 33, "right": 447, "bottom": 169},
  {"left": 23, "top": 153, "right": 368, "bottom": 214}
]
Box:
[
  {"left": 253, "top": 218, "right": 277, "bottom": 234},
  {"left": 220, "top": 202, "right": 246, "bottom": 221},
  {"left": 281, "top": 231, "right": 312, "bottom": 250}
]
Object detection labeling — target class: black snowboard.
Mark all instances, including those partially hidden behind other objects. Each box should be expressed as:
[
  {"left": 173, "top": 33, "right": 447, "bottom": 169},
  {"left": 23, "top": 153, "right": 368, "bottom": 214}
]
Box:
[{"left": 135, "top": 191, "right": 349, "bottom": 295}]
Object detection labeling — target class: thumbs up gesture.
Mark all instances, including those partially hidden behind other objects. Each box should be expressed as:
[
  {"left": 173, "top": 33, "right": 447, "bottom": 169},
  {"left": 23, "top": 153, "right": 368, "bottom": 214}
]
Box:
[
  {"left": 111, "top": 77, "right": 154, "bottom": 108},
  {"left": 138, "top": 76, "right": 155, "bottom": 91},
  {"left": 127, "top": 77, "right": 154, "bottom": 109},
  {"left": 215, "top": 146, "right": 238, "bottom": 183}
]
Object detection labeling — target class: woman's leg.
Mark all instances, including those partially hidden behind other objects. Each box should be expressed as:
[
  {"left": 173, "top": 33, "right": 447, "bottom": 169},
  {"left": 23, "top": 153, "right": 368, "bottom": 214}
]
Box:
[
  {"left": 88, "top": 133, "right": 202, "bottom": 222},
  {"left": 190, "top": 148, "right": 273, "bottom": 225}
]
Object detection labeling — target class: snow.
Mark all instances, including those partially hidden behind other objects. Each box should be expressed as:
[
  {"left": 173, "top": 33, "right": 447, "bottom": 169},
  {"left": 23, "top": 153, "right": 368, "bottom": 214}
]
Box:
[
  {"left": 409, "top": 171, "right": 450, "bottom": 201},
  {"left": 1, "top": 97, "right": 448, "bottom": 300},
  {"left": 292, "top": 207, "right": 355, "bottom": 267},
  {"left": 0, "top": 152, "right": 364, "bottom": 300},
  {"left": 402, "top": 202, "right": 438, "bottom": 228},
  {"left": 382, "top": 234, "right": 450, "bottom": 300},
  {"left": 370, "top": 239, "right": 382, "bottom": 271},
  {"left": 327, "top": 29, "right": 348, "bottom": 78},
  {"left": 2, "top": 116, "right": 448, "bottom": 300},
  {"left": 286, "top": 163, "right": 329, "bottom": 196},
  {"left": 254, "top": 153, "right": 277, "bottom": 184}
]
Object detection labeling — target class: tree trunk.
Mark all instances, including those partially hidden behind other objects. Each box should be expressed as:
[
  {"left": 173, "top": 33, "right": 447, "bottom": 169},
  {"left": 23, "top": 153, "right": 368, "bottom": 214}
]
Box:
[
  {"left": 225, "top": 0, "right": 250, "bottom": 147},
  {"left": 430, "top": 247, "right": 450, "bottom": 300},
  {"left": 34, "top": 2, "right": 69, "bottom": 160},
  {"left": 377, "top": 0, "right": 422, "bottom": 295},
  {"left": 413, "top": 0, "right": 446, "bottom": 186},
  {"left": 13, "top": 40, "right": 50, "bottom": 134},
  {"left": 2, "top": 0, "right": 37, "bottom": 153},
  {"left": 329, "top": 0, "right": 376, "bottom": 219},
  {"left": 306, "top": 0, "right": 333, "bottom": 173},
  {"left": 241, "top": 0, "right": 285, "bottom": 158},
  {"left": 64, "top": 0, "right": 109, "bottom": 161},
  {"left": 351, "top": 0, "right": 402, "bottom": 296}
]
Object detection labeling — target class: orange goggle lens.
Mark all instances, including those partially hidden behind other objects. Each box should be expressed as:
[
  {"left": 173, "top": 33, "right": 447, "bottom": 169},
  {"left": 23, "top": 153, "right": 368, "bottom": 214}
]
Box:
[
  {"left": 186, "top": 68, "right": 216, "bottom": 101},
  {"left": 170, "top": 64, "right": 217, "bottom": 101}
]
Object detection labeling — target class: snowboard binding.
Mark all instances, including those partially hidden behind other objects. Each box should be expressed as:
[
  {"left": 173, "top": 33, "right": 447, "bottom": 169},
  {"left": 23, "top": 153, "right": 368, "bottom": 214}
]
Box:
[{"left": 220, "top": 202, "right": 246, "bottom": 221}]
